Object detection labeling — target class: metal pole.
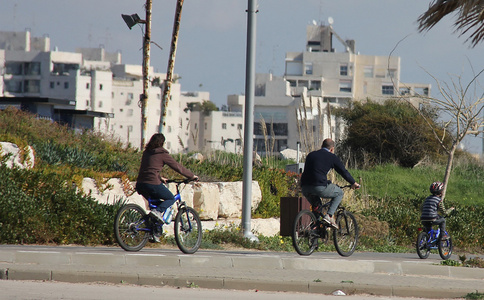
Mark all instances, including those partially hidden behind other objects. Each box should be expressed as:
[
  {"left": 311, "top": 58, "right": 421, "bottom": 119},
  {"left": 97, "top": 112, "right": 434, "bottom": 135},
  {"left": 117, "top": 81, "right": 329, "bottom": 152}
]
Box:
[
  {"left": 241, "top": 0, "right": 258, "bottom": 242},
  {"left": 140, "top": 0, "right": 152, "bottom": 148},
  {"left": 159, "top": 0, "right": 184, "bottom": 133}
]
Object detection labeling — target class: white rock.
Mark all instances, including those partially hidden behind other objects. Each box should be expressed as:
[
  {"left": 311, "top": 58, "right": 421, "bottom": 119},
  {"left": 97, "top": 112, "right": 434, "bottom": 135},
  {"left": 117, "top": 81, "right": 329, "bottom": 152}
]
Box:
[
  {"left": 0, "top": 142, "right": 35, "bottom": 169},
  {"left": 193, "top": 182, "right": 220, "bottom": 220}
]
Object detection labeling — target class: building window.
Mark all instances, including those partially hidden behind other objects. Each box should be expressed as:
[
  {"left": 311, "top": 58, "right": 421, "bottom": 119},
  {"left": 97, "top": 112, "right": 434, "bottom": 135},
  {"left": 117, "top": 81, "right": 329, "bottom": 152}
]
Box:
[
  {"left": 64, "top": 82, "right": 69, "bottom": 89},
  {"left": 127, "top": 109, "right": 133, "bottom": 116},
  {"left": 382, "top": 85, "right": 394, "bottom": 95},
  {"left": 168, "top": 126, "right": 172, "bottom": 133},
  {"left": 86, "top": 83, "right": 90, "bottom": 89},
  {"left": 222, "top": 123, "right": 227, "bottom": 129},
  {"left": 86, "top": 100, "right": 90, "bottom": 106},
  {"left": 127, "top": 125, "right": 133, "bottom": 132},
  {"left": 194, "top": 123, "right": 198, "bottom": 129},
  {"left": 128, "top": 93, "right": 133, "bottom": 99},
  {"left": 304, "top": 63, "right": 313, "bottom": 75},
  {"left": 309, "top": 80, "right": 321, "bottom": 91},
  {"left": 340, "top": 64, "right": 348, "bottom": 76},
  {"left": 237, "top": 124, "right": 242, "bottom": 130},
  {"left": 339, "top": 80, "right": 352, "bottom": 93},
  {"left": 98, "top": 101, "right": 103, "bottom": 108},
  {"left": 298, "top": 80, "right": 309, "bottom": 88},
  {"left": 99, "top": 84, "right": 103, "bottom": 90},
  {"left": 5, "top": 62, "right": 23, "bottom": 75},
  {"left": 5, "top": 80, "right": 22, "bottom": 93},
  {"left": 364, "top": 66, "right": 373, "bottom": 78},
  {"left": 254, "top": 122, "right": 288, "bottom": 136},
  {"left": 50, "top": 82, "right": 55, "bottom": 89}
]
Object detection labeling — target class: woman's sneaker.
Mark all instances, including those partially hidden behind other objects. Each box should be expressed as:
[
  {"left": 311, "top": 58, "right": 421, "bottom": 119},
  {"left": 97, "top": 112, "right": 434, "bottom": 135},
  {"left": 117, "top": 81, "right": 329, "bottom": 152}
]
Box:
[{"left": 149, "top": 209, "right": 164, "bottom": 222}]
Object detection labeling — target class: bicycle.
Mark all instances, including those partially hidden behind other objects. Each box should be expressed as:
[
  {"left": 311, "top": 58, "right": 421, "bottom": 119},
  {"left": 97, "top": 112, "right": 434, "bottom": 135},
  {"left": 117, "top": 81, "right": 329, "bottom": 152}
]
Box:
[
  {"left": 292, "top": 185, "right": 359, "bottom": 257},
  {"left": 416, "top": 217, "right": 453, "bottom": 260},
  {"left": 114, "top": 178, "right": 202, "bottom": 254}
]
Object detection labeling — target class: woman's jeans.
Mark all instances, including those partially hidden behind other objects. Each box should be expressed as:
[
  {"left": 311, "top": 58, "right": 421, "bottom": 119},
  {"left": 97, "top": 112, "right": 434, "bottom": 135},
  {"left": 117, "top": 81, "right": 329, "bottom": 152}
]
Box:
[
  {"left": 301, "top": 184, "right": 344, "bottom": 216},
  {"left": 135, "top": 182, "right": 176, "bottom": 212}
]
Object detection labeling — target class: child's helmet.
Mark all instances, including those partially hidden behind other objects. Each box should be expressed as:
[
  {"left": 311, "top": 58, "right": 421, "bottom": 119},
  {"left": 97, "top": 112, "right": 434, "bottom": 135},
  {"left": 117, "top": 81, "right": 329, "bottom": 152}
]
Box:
[{"left": 430, "top": 181, "right": 444, "bottom": 194}]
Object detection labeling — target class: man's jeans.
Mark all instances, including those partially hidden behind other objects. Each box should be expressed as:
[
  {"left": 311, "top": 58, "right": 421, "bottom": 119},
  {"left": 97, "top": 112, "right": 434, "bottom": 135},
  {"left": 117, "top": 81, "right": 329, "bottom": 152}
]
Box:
[
  {"left": 135, "top": 182, "right": 176, "bottom": 212},
  {"left": 302, "top": 184, "right": 344, "bottom": 216}
]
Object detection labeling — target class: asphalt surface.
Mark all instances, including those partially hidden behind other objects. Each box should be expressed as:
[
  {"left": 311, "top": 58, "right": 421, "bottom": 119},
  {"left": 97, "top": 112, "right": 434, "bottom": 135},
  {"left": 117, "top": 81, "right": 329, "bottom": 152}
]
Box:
[{"left": 0, "top": 245, "right": 483, "bottom": 299}]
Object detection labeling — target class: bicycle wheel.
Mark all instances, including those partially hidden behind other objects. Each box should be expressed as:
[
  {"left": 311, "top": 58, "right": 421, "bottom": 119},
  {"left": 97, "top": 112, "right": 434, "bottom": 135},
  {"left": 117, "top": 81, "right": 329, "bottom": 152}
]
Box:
[
  {"left": 292, "top": 209, "right": 318, "bottom": 256},
  {"left": 174, "top": 207, "right": 202, "bottom": 254},
  {"left": 333, "top": 211, "right": 358, "bottom": 257},
  {"left": 114, "top": 204, "right": 149, "bottom": 252},
  {"left": 416, "top": 232, "right": 430, "bottom": 259},
  {"left": 438, "top": 235, "right": 453, "bottom": 260}
]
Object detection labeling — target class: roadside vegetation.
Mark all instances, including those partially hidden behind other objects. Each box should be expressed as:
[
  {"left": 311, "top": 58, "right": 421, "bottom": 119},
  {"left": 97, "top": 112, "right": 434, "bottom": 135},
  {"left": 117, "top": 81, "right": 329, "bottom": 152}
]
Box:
[{"left": 0, "top": 107, "right": 483, "bottom": 265}]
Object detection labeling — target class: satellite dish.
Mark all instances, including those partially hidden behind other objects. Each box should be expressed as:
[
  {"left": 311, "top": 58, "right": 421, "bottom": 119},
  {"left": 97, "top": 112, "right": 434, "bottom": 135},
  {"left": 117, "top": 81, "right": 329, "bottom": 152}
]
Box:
[{"left": 328, "top": 17, "right": 334, "bottom": 25}]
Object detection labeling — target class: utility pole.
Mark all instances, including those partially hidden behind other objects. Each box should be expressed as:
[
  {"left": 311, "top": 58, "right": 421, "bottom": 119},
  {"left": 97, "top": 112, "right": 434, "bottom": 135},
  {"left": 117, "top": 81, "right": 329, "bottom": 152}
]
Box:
[
  {"left": 140, "top": 0, "right": 152, "bottom": 148},
  {"left": 241, "top": 0, "right": 258, "bottom": 242},
  {"left": 159, "top": 0, "right": 184, "bottom": 133}
]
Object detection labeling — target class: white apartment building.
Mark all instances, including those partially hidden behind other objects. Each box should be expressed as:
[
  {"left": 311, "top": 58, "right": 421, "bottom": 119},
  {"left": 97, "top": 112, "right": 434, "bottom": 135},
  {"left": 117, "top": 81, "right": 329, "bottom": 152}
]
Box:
[
  {"left": 1, "top": 24, "right": 432, "bottom": 157},
  {"left": 0, "top": 30, "right": 206, "bottom": 153},
  {"left": 202, "top": 23, "right": 432, "bottom": 155}
]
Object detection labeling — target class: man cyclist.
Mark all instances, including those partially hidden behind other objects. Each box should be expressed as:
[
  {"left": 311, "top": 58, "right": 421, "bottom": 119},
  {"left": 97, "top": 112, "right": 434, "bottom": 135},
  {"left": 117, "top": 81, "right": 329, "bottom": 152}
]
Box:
[{"left": 300, "top": 138, "right": 360, "bottom": 229}]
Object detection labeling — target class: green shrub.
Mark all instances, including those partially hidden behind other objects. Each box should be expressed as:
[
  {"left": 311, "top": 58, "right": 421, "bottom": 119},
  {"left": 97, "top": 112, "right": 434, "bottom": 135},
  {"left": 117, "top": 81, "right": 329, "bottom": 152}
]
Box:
[{"left": 0, "top": 165, "right": 121, "bottom": 245}]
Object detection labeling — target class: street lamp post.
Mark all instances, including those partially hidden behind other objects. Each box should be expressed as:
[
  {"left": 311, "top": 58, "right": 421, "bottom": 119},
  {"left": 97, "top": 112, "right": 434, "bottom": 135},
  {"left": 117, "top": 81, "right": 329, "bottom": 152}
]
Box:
[
  {"left": 121, "top": 0, "right": 152, "bottom": 149},
  {"left": 141, "top": 0, "right": 152, "bottom": 148}
]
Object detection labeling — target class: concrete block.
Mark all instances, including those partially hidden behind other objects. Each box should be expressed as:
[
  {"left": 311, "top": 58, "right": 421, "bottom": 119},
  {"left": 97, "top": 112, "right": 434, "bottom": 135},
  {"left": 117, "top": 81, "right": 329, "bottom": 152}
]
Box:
[
  {"left": 179, "top": 256, "right": 233, "bottom": 268},
  {"left": 72, "top": 253, "right": 125, "bottom": 266},
  {"left": 15, "top": 251, "right": 71, "bottom": 265},
  {"left": 125, "top": 253, "right": 180, "bottom": 267},
  {"left": 8, "top": 268, "right": 51, "bottom": 281},
  {"left": 231, "top": 256, "right": 283, "bottom": 269}
]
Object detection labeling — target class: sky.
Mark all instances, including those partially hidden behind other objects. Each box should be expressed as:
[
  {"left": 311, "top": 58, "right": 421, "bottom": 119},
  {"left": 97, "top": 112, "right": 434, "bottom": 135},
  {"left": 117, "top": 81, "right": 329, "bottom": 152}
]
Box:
[{"left": 0, "top": 0, "right": 482, "bottom": 154}]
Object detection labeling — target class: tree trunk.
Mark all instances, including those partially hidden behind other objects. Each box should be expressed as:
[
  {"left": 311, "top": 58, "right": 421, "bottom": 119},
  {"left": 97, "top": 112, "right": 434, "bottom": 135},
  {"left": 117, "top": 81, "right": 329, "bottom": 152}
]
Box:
[{"left": 441, "top": 143, "right": 457, "bottom": 200}]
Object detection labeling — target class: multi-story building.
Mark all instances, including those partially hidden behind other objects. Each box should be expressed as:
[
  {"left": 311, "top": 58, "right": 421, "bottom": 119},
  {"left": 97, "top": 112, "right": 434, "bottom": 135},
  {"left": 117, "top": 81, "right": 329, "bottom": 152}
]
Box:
[
  {"left": 208, "top": 23, "right": 432, "bottom": 155},
  {"left": 0, "top": 30, "right": 205, "bottom": 153},
  {"left": 1, "top": 23, "right": 432, "bottom": 157}
]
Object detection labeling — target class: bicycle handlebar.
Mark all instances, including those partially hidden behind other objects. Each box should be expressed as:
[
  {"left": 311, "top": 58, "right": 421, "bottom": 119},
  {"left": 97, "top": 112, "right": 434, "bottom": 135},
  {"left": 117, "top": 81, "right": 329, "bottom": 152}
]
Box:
[{"left": 165, "top": 178, "right": 198, "bottom": 184}]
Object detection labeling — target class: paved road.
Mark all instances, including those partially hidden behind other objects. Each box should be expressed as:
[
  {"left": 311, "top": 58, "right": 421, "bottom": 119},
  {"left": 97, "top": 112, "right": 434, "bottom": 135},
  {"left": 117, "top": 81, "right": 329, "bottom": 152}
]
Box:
[
  {"left": 0, "top": 280, "right": 461, "bottom": 300},
  {"left": 0, "top": 245, "right": 483, "bottom": 299}
]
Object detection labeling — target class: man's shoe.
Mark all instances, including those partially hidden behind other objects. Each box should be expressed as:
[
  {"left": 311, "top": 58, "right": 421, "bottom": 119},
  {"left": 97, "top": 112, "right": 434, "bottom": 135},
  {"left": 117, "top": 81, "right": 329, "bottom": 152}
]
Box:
[
  {"left": 149, "top": 209, "right": 164, "bottom": 222},
  {"left": 323, "top": 214, "right": 338, "bottom": 229}
]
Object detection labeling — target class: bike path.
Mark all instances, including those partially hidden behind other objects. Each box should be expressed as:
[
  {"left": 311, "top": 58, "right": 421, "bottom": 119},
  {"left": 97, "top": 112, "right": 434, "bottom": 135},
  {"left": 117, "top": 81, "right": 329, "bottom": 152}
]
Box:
[{"left": 0, "top": 245, "right": 483, "bottom": 299}]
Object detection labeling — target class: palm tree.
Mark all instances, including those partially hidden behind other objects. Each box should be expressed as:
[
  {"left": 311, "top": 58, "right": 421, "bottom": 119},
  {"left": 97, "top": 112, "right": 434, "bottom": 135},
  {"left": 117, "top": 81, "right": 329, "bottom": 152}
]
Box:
[{"left": 418, "top": 0, "right": 484, "bottom": 47}]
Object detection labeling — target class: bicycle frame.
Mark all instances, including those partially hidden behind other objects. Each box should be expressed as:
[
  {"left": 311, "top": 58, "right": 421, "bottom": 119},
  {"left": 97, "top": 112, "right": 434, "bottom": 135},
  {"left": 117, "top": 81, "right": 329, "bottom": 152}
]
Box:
[{"left": 422, "top": 227, "right": 448, "bottom": 249}]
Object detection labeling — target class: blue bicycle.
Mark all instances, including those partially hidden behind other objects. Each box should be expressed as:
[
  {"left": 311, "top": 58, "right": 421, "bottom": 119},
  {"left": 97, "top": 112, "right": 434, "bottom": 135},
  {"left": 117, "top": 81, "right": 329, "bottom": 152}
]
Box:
[
  {"left": 114, "top": 179, "right": 202, "bottom": 254},
  {"left": 416, "top": 221, "right": 453, "bottom": 260}
]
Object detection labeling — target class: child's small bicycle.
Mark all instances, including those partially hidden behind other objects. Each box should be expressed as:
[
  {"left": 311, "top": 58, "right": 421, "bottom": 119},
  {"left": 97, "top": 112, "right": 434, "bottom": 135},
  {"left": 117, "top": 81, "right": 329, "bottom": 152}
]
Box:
[
  {"left": 416, "top": 219, "right": 453, "bottom": 260},
  {"left": 114, "top": 178, "right": 202, "bottom": 254}
]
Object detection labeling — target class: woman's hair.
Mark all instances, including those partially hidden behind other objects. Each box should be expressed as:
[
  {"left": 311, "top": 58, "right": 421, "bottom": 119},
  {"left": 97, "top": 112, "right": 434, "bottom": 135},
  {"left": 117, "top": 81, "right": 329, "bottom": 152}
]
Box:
[{"left": 145, "top": 133, "right": 165, "bottom": 150}]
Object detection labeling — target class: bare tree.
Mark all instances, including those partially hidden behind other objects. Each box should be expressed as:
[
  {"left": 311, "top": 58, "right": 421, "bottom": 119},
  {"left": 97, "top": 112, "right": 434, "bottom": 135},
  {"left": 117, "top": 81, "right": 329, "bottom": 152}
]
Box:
[
  {"left": 418, "top": 0, "right": 484, "bottom": 47},
  {"left": 410, "top": 68, "right": 484, "bottom": 199}
]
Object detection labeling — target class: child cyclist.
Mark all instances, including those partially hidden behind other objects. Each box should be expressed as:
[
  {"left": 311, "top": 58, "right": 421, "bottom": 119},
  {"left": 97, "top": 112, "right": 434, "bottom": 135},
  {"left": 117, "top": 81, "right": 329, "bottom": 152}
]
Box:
[{"left": 420, "top": 181, "right": 454, "bottom": 240}]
